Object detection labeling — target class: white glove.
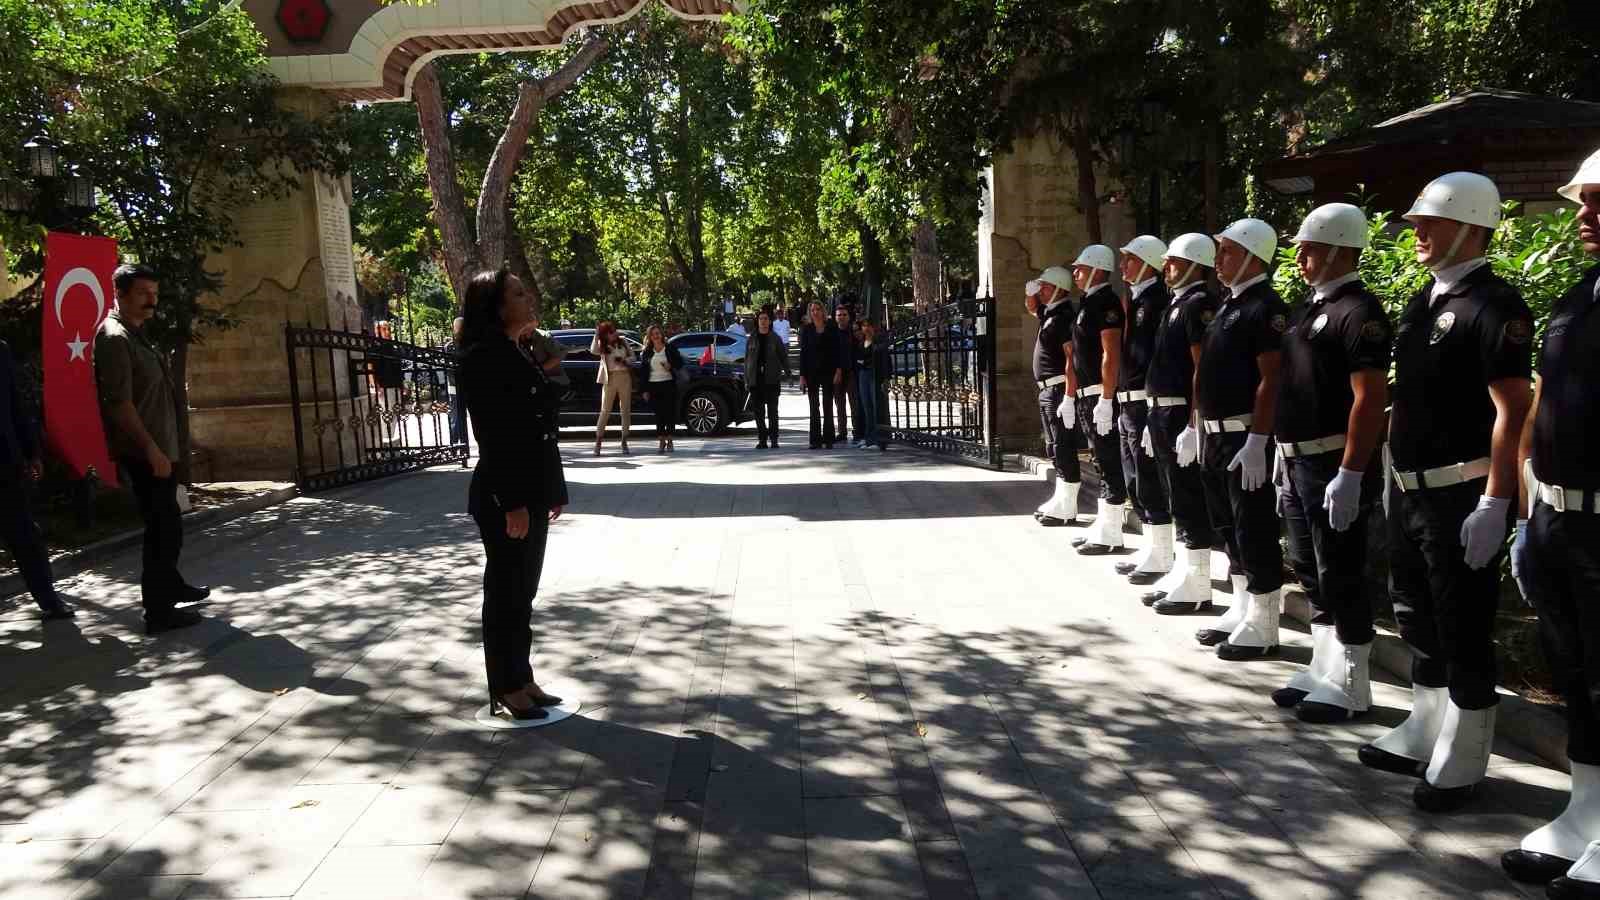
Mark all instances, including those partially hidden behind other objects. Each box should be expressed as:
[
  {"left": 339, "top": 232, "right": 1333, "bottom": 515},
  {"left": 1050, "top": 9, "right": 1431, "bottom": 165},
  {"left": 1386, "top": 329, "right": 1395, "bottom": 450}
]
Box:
[
  {"left": 1093, "top": 397, "right": 1116, "bottom": 436},
  {"left": 1175, "top": 425, "right": 1200, "bottom": 467},
  {"left": 1057, "top": 397, "right": 1075, "bottom": 428},
  {"left": 1228, "top": 432, "right": 1270, "bottom": 492},
  {"left": 1511, "top": 518, "right": 1531, "bottom": 603},
  {"left": 1141, "top": 426, "right": 1155, "bottom": 458},
  {"left": 1460, "top": 495, "right": 1511, "bottom": 570},
  {"left": 1324, "top": 467, "right": 1363, "bottom": 532}
]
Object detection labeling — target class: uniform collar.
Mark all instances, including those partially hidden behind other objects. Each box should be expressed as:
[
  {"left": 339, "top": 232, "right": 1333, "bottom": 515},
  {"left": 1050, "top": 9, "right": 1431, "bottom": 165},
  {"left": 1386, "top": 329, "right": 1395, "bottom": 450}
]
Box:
[
  {"left": 1312, "top": 271, "right": 1361, "bottom": 302},
  {"left": 1082, "top": 281, "right": 1111, "bottom": 298},
  {"left": 1043, "top": 295, "right": 1070, "bottom": 315},
  {"left": 1131, "top": 277, "right": 1159, "bottom": 298},
  {"left": 1174, "top": 280, "right": 1209, "bottom": 302},
  {"left": 1227, "top": 272, "right": 1268, "bottom": 296},
  {"left": 1429, "top": 257, "right": 1489, "bottom": 302},
  {"left": 1587, "top": 261, "right": 1600, "bottom": 304}
]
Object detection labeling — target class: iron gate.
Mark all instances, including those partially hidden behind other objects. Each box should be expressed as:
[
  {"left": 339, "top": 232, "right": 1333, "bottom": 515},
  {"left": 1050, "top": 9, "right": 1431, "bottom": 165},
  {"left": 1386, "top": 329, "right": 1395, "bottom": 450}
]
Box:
[
  {"left": 285, "top": 323, "right": 468, "bottom": 492},
  {"left": 883, "top": 297, "right": 1000, "bottom": 467}
]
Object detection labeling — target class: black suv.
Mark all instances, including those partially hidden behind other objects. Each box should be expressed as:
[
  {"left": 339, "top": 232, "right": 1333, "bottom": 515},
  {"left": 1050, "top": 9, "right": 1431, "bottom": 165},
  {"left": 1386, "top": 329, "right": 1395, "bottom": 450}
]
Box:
[{"left": 549, "top": 329, "right": 751, "bottom": 435}]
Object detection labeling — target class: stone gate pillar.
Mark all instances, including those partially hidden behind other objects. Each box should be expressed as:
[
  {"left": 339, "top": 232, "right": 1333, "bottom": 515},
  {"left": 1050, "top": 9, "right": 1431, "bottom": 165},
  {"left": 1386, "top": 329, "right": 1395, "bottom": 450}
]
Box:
[{"left": 980, "top": 130, "right": 1132, "bottom": 450}]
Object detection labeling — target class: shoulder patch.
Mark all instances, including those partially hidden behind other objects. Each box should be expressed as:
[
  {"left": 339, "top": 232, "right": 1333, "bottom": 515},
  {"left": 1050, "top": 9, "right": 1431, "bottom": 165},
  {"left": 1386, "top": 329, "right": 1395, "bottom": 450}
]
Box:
[
  {"left": 1504, "top": 319, "right": 1533, "bottom": 345},
  {"left": 1201, "top": 310, "right": 1216, "bottom": 325},
  {"left": 1360, "top": 320, "right": 1389, "bottom": 343},
  {"left": 1270, "top": 314, "right": 1288, "bottom": 333},
  {"left": 1104, "top": 308, "right": 1121, "bottom": 326}
]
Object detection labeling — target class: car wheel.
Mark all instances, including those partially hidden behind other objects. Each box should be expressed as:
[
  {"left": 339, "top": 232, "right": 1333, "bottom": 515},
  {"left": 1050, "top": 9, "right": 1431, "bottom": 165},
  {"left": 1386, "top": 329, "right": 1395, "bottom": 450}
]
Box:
[{"left": 683, "top": 390, "right": 728, "bottom": 435}]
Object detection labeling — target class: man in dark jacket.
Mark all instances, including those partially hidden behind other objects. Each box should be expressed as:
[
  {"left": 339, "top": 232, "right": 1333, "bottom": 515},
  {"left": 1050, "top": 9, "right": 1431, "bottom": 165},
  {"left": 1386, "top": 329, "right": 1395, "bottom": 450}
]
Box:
[{"left": 1, "top": 340, "right": 72, "bottom": 619}]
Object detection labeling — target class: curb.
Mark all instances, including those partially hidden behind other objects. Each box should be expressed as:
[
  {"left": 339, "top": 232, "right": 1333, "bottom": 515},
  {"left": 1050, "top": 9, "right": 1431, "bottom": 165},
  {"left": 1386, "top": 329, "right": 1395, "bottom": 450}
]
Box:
[
  {"left": 1013, "top": 451, "right": 1571, "bottom": 773},
  {"left": 1, "top": 485, "right": 300, "bottom": 602}
]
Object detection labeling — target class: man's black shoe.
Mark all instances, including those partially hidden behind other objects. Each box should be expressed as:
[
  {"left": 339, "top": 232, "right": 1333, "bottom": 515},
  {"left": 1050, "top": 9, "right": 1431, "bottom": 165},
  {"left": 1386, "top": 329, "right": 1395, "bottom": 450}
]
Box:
[
  {"left": 180, "top": 584, "right": 212, "bottom": 605},
  {"left": 1413, "top": 779, "right": 1477, "bottom": 813},
  {"left": 1501, "top": 849, "right": 1576, "bottom": 885},
  {"left": 145, "top": 608, "right": 203, "bottom": 635},
  {"left": 1115, "top": 562, "right": 1139, "bottom": 575},
  {"left": 41, "top": 604, "right": 77, "bottom": 622}
]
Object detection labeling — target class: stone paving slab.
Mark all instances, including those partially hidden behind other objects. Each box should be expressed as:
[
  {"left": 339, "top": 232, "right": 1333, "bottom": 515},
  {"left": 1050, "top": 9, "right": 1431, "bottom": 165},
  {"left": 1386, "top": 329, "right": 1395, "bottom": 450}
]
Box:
[{"left": 0, "top": 393, "right": 1560, "bottom": 898}]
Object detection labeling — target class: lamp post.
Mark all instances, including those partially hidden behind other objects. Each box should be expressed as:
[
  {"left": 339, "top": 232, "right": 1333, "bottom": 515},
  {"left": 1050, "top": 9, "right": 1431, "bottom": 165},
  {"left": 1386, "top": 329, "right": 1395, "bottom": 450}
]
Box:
[{"left": 3, "top": 137, "right": 97, "bottom": 231}]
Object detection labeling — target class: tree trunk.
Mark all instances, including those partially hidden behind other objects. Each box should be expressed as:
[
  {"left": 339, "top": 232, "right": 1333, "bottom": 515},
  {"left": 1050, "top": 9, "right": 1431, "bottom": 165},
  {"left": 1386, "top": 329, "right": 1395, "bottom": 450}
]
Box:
[
  {"left": 1071, "top": 125, "right": 1102, "bottom": 244},
  {"left": 172, "top": 335, "right": 192, "bottom": 485},
  {"left": 1203, "top": 116, "right": 1221, "bottom": 234},
  {"left": 412, "top": 64, "right": 479, "bottom": 303},
  {"left": 860, "top": 224, "right": 885, "bottom": 326},
  {"left": 911, "top": 214, "right": 941, "bottom": 315},
  {"left": 504, "top": 201, "right": 545, "bottom": 318}
]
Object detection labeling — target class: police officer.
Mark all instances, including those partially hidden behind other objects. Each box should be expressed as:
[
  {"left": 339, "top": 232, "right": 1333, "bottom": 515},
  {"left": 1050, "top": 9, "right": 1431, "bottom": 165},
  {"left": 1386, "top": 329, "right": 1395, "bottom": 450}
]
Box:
[
  {"left": 1271, "top": 203, "right": 1389, "bottom": 723},
  {"left": 1189, "top": 218, "right": 1288, "bottom": 661},
  {"left": 1141, "top": 234, "right": 1223, "bottom": 616},
  {"left": 1067, "top": 245, "right": 1131, "bottom": 555},
  {"left": 1357, "top": 172, "right": 1534, "bottom": 814},
  {"left": 1502, "top": 150, "right": 1600, "bottom": 892},
  {"left": 1031, "top": 267, "right": 1086, "bottom": 527},
  {"left": 1111, "top": 236, "right": 1176, "bottom": 584}
]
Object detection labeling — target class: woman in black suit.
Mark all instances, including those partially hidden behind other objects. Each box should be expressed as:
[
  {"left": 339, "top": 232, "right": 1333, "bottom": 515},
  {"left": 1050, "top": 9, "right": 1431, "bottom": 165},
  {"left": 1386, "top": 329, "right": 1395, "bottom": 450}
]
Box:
[
  {"left": 798, "top": 300, "right": 841, "bottom": 448},
  {"left": 458, "top": 267, "right": 569, "bottom": 721}
]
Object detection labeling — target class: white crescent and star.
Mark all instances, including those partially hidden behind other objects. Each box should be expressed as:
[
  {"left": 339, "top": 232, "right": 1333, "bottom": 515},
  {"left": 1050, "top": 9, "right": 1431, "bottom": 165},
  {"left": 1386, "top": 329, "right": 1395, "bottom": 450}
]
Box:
[{"left": 54, "top": 266, "right": 106, "bottom": 364}]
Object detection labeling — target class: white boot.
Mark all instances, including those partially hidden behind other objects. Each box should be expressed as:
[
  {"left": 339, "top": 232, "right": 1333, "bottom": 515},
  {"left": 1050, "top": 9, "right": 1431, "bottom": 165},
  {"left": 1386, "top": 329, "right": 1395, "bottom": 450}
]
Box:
[
  {"left": 1507, "top": 763, "right": 1600, "bottom": 878},
  {"left": 1278, "top": 623, "right": 1333, "bottom": 702},
  {"left": 1413, "top": 702, "right": 1496, "bottom": 811},
  {"left": 1298, "top": 640, "right": 1373, "bottom": 722},
  {"left": 1195, "top": 572, "right": 1245, "bottom": 644},
  {"left": 1131, "top": 523, "right": 1175, "bottom": 577},
  {"left": 1361, "top": 684, "right": 1448, "bottom": 776},
  {"left": 1037, "top": 480, "right": 1080, "bottom": 524},
  {"left": 1153, "top": 546, "right": 1212, "bottom": 613},
  {"left": 1218, "top": 589, "right": 1281, "bottom": 659},
  {"left": 1078, "top": 499, "right": 1126, "bottom": 553},
  {"left": 1562, "top": 841, "right": 1600, "bottom": 889},
  {"left": 1143, "top": 545, "right": 1189, "bottom": 603}
]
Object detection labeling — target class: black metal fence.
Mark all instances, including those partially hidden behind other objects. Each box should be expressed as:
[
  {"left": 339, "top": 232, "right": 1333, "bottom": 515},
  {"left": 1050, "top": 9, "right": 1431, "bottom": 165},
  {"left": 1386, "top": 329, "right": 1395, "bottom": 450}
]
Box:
[
  {"left": 285, "top": 323, "right": 468, "bottom": 493},
  {"left": 884, "top": 297, "right": 1000, "bottom": 468}
]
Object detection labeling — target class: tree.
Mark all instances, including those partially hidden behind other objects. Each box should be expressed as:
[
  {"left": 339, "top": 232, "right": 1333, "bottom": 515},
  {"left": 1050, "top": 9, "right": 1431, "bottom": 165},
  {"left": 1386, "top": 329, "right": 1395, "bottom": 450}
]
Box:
[{"left": 0, "top": 0, "right": 346, "bottom": 480}]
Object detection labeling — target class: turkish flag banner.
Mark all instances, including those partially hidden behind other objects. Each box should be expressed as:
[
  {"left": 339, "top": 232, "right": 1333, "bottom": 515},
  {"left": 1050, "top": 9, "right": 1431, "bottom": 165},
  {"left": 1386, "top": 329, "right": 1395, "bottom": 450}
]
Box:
[{"left": 42, "top": 232, "right": 118, "bottom": 487}]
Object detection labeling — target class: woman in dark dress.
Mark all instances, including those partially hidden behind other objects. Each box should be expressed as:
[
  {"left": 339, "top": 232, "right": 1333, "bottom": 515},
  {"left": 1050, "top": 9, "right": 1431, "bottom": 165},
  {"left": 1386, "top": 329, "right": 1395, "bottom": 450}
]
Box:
[{"left": 458, "top": 267, "right": 569, "bottom": 721}]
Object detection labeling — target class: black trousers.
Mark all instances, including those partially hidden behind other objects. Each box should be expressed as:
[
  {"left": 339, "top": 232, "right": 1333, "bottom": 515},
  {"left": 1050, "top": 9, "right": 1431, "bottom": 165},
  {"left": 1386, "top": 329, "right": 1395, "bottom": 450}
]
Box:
[
  {"left": 0, "top": 466, "right": 60, "bottom": 611},
  {"left": 474, "top": 506, "right": 550, "bottom": 701},
  {"left": 752, "top": 383, "right": 781, "bottom": 443},
  {"left": 1281, "top": 451, "right": 1378, "bottom": 646},
  {"left": 1148, "top": 404, "right": 1213, "bottom": 549},
  {"left": 807, "top": 379, "right": 837, "bottom": 446},
  {"left": 122, "top": 456, "right": 187, "bottom": 615},
  {"left": 1038, "top": 385, "right": 1079, "bottom": 484},
  {"left": 1074, "top": 395, "right": 1128, "bottom": 505},
  {"left": 1200, "top": 430, "right": 1283, "bottom": 593},
  {"left": 830, "top": 372, "right": 857, "bottom": 441},
  {"left": 648, "top": 380, "right": 678, "bottom": 437},
  {"left": 1524, "top": 501, "right": 1600, "bottom": 762},
  {"left": 1389, "top": 479, "right": 1506, "bottom": 709},
  {"left": 1117, "top": 399, "right": 1169, "bottom": 525}
]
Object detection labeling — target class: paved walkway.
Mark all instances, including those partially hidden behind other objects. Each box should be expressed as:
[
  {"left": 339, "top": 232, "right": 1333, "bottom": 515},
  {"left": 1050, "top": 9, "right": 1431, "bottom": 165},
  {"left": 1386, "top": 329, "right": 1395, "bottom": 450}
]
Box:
[{"left": 0, "top": 394, "right": 1565, "bottom": 899}]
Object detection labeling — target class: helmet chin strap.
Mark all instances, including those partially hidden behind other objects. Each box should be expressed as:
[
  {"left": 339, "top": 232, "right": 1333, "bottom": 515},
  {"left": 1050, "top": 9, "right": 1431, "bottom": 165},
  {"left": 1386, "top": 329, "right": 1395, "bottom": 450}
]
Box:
[
  {"left": 1312, "top": 246, "right": 1341, "bottom": 287},
  {"left": 1228, "top": 253, "right": 1253, "bottom": 288},
  {"left": 1170, "top": 262, "right": 1197, "bottom": 288},
  {"left": 1431, "top": 224, "right": 1474, "bottom": 271}
]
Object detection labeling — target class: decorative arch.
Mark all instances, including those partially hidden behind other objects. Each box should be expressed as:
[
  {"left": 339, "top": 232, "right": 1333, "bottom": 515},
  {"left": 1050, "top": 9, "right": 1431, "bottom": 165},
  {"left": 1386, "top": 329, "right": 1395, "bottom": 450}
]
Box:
[{"left": 261, "top": 0, "right": 737, "bottom": 103}]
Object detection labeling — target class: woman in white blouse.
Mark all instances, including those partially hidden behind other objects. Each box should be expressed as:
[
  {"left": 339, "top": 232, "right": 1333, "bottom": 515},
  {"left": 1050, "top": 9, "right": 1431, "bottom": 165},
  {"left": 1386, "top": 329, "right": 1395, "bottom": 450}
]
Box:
[
  {"left": 640, "top": 324, "right": 687, "bottom": 454},
  {"left": 590, "top": 321, "right": 636, "bottom": 455}
]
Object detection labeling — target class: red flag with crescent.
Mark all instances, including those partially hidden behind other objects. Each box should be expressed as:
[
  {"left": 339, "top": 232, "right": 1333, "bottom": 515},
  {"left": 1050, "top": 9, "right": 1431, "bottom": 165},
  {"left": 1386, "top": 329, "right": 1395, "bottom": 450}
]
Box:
[{"left": 42, "top": 232, "right": 118, "bottom": 486}]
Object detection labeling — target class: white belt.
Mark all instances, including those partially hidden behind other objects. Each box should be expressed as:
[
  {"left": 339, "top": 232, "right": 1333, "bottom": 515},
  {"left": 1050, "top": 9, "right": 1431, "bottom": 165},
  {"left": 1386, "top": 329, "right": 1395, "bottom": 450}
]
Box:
[
  {"left": 1148, "top": 395, "right": 1188, "bottom": 408},
  {"left": 1280, "top": 434, "right": 1346, "bottom": 459},
  {"left": 1202, "top": 414, "right": 1253, "bottom": 434},
  {"left": 1036, "top": 375, "right": 1067, "bottom": 389},
  {"left": 1392, "top": 457, "right": 1491, "bottom": 492},
  {"left": 1535, "top": 481, "right": 1598, "bottom": 514},
  {"left": 1115, "top": 390, "right": 1148, "bottom": 403},
  {"left": 1076, "top": 384, "right": 1104, "bottom": 400}
]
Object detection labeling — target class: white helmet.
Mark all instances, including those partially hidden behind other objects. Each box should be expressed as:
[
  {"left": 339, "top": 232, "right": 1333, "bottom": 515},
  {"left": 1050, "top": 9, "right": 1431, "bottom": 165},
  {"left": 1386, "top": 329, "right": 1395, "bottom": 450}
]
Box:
[
  {"left": 1294, "top": 203, "right": 1369, "bottom": 249},
  {"left": 1404, "top": 171, "right": 1501, "bottom": 229},
  {"left": 1120, "top": 235, "right": 1168, "bottom": 271},
  {"left": 1164, "top": 233, "right": 1216, "bottom": 268},
  {"left": 1024, "top": 279, "right": 1041, "bottom": 297},
  {"left": 1072, "top": 244, "right": 1116, "bottom": 273},
  {"left": 1039, "top": 266, "right": 1074, "bottom": 292},
  {"left": 1215, "top": 218, "right": 1278, "bottom": 265},
  {"left": 1559, "top": 148, "right": 1600, "bottom": 204}
]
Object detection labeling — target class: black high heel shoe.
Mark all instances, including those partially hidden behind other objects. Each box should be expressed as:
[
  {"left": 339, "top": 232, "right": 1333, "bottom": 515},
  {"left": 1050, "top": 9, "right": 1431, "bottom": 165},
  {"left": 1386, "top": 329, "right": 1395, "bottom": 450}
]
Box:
[
  {"left": 526, "top": 684, "right": 565, "bottom": 707},
  {"left": 493, "top": 694, "right": 549, "bottom": 721}
]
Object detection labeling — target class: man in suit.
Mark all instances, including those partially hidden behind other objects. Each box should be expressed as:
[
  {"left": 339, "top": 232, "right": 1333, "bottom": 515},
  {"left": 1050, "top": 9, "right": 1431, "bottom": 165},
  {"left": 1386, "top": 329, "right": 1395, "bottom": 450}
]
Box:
[{"left": 0, "top": 339, "right": 72, "bottom": 620}]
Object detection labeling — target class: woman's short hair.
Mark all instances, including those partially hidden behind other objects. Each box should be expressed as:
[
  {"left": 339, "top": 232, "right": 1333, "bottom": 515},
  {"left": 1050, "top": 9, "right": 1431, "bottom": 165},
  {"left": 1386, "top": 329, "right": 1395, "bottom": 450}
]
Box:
[{"left": 460, "top": 267, "right": 512, "bottom": 348}]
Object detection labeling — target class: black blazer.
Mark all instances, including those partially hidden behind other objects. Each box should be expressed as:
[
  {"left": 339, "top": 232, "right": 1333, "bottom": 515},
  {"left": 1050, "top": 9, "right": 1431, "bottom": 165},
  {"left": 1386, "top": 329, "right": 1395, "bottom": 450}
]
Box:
[
  {"left": 0, "top": 340, "right": 37, "bottom": 467},
  {"left": 854, "top": 339, "right": 891, "bottom": 381},
  {"left": 799, "top": 321, "right": 842, "bottom": 379},
  {"left": 460, "top": 335, "right": 568, "bottom": 517},
  {"left": 639, "top": 343, "right": 685, "bottom": 378}
]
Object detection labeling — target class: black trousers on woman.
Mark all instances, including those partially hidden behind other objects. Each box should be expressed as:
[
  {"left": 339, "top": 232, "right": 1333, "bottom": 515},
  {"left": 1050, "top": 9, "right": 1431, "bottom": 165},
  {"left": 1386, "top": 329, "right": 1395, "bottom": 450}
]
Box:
[
  {"left": 806, "top": 380, "right": 837, "bottom": 446},
  {"left": 649, "top": 380, "right": 678, "bottom": 437},
  {"left": 474, "top": 505, "right": 550, "bottom": 703},
  {"left": 752, "top": 383, "right": 781, "bottom": 443}
]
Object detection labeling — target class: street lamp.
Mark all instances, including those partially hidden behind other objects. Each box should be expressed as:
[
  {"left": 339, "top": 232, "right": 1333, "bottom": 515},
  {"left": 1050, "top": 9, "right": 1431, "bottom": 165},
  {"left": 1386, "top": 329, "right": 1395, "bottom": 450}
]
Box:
[{"left": 24, "top": 137, "right": 60, "bottom": 179}]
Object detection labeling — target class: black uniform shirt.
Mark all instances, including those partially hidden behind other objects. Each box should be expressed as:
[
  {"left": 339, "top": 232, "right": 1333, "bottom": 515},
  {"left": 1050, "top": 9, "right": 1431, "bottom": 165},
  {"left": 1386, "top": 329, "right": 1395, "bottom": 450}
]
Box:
[
  {"left": 1390, "top": 265, "right": 1534, "bottom": 471},
  {"left": 1033, "top": 299, "right": 1073, "bottom": 383},
  {"left": 1196, "top": 278, "right": 1289, "bottom": 420},
  {"left": 1072, "top": 285, "right": 1124, "bottom": 388},
  {"left": 1276, "top": 278, "right": 1392, "bottom": 443},
  {"left": 1146, "top": 282, "right": 1219, "bottom": 400},
  {"left": 1532, "top": 262, "right": 1600, "bottom": 489},
  {"left": 1118, "top": 280, "right": 1173, "bottom": 393}
]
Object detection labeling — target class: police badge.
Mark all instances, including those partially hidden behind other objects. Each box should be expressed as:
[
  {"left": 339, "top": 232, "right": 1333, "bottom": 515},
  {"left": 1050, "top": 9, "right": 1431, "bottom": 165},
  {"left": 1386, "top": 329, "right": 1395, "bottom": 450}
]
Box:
[
  {"left": 1223, "top": 310, "right": 1242, "bottom": 329},
  {"left": 1308, "top": 313, "right": 1330, "bottom": 338},
  {"left": 1430, "top": 311, "right": 1456, "bottom": 345}
]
